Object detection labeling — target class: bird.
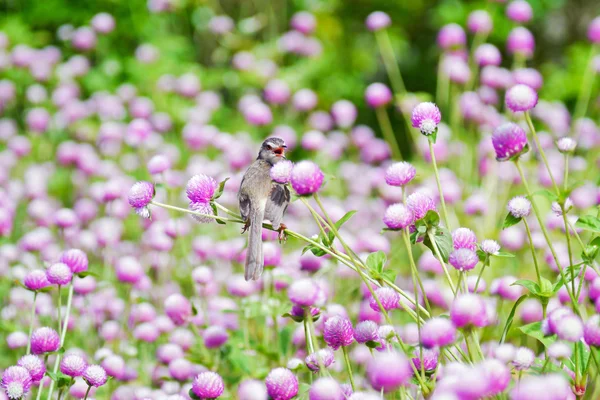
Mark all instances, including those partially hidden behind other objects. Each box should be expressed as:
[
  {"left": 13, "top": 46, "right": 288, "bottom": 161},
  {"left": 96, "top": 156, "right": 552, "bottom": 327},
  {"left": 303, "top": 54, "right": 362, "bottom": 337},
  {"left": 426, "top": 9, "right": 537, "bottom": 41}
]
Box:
[{"left": 238, "top": 137, "right": 290, "bottom": 281}]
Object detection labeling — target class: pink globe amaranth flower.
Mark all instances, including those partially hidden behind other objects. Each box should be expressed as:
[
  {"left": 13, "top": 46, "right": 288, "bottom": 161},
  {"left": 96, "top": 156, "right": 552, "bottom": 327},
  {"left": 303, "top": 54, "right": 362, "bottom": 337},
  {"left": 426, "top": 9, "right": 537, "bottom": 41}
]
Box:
[
  {"left": 365, "top": 11, "right": 391, "bottom": 31},
  {"left": 385, "top": 162, "right": 416, "bottom": 187},
  {"left": 507, "top": 27, "right": 535, "bottom": 56},
  {"left": 491, "top": 122, "right": 528, "bottom": 161},
  {"left": 511, "top": 374, "right": 571, "bottom": 400},
  {"left": 354, "top": 320, "right": 379, "bottom": 344},
  {"left": 203, "top": 326, "right": 229, "bottom": 349},
  {"left": 411, "top": 347, "right": 438, "bottom": 372},
  {"left": 411, "top": 102, "right": 441, "bottom": 136},
  {"left": 24, "top": 269, "right": 51, "bottom": 291},
  {"left": 554, "top": 314, "right": 584, "bottom": 342},
  {"left": 208, "top": 15, "right": 234, "bottom": 34},
  {"left": 244, "top": 102, "right": 273, "bottom": 126},
  {"left": 482, "top": 358, "right": 511, "bottom": 396},
  {"left": 264, "top": 79, "right": 291, "bottom": 105},
  {"left": 83, "top": 365, "right": 107, "bottom": 387},
  {"left": 421, "top": 317, "right": 456, "bottom": 348},
  {"left": 506, "top": 84, "right": 538, "bottom": 112},
  {"left": 291, "top": 11, "right": 316, "bottom": 34},
  {"left": 167, "top": 358, "right": 192, "bottom": 381},
  {"left": 406, "top": 191, "right": 436, "bottom": 220},
  {"left": 490, "top": 276, "right": 523, "bottom": 301},
  {"left": 292, "top": 89, "right": 318, "bottom": 111},
  {"left": 512, "top": 346, "right": 535, "bottom": 370},
  {"left": 265, "top": 368, "right": 298, "bottom": 400},
  {"left": 513, "top": 68, "right": 543, "bottom": 90},
  {"left": 26, "top": 108, "right": 50, "bottom": 133},
  {"left": 331, "top": 100, "right": 357, "bottom": 129},
  {"left": 72, "top": 27, "right": 97, "bottom": 50},
  {"left": 507, "top": 196, "right": 531, "bottom": 218},
  {"left": 31, "top": 327, "right": 60, "bottom": 354},
  {"left": 60, "top": 248, "right": 88, "bottom": 274},
  {"left": 183, "top": 124, "right": 217, "bottom": 150},
  {"left": 186, "top": 174, "right": 218, "bottom": 203},
  {"left": 369, "top": 287, "right": 400, "bottom": 312},
  {"left": 17, "top": 355, "right": 45, "bottom": 382},
  {"left": 270, "top": 160, "right": 293, "bottom": 184},
  {"left": 367, "top": 351, "right": 411, "bottom": 392},
  {"left": 1, "top": 366, "right": 32, "bottom": 400},
  {"left": 383, "top": 203, "right": 414, "bottom": 230},
  {"left": 475, "top": 44, "right": 502, "bottom": 67},
  {"left": 60, "top": 354, "right": 87, "bottom": 377},
  {"left": 46, "top": 262, "right": 73, "bottom": 285},
  {"left": 365, "top": 83, "right": 392, "bottom": 108},
  {"left": 452, "top": 227, "right": 477, "bottom": 251},
  {"left": 288, "top": 278, "right": 319, "bottom": 307},
  {"left": 128, "top": 181, "right": 154, "bottom": 218},
  {"left": 190, "top": 201, "right": 214, "bottom": 223},
  {"left": 556, "top": 137, "right": 576, "bottom": 154},
  {"left": 290, "top": 161, "right": 324, "bottom": 195},
  {"left": 467, "top": 10, "right": 493, "bottom": 34},
  {"left": 588, "top": 16, "right": 600, "bottom": 43},
  {"left": 147, "top": 154, "right": 171, "bottom": 174},
  {"left": 323, "top": 316, "right": 354, "bottom": 350},
  {"left": 238, "top": 379, "right": 267, "bottom": 400},
  {"left": 6, "top": 332, "right": 28, "bottom": 349},
  {"left": 305, "top": 348, "right": 335, "bottom": 372},
  {"left": 115, "top": 256, "right": 144, "bottom": 284},
  {"left": 54, "top": 208, "right": 78, "bottom": 229},
  {"left": 584, "top": 315, "right": 600, "bottom": 347},
  {"left": 309, "top": 377, "right": 343, "bottom": 400},
  {"left": 506, "top": 0, "right": 533, "bottom": 23},
  {"left": 437, "top": 23, "right": 466, "bottom": 50},
  {"left": 448, "top": 248, "right": 479, "bottom": 271},
  {"left": 164, "top": 293, "right": 192, "bottom": 326},
  {"left": 133, "top": 322, "right": 159, "bottom": 342},
  {"left": 91, "top": 12, "right": 115, "bottom": 34},
  {"left": 450, "top": 294, "right": 488, "bottom": 328}
]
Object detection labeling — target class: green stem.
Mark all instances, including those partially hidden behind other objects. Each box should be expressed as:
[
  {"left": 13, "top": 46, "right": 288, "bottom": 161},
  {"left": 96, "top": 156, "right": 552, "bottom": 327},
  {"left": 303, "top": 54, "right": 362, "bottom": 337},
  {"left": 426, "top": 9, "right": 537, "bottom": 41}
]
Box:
[
  {"left": 375, "top": 106, "right": 402, "bottom": 160},
  {"left": 375, "top": 30, "right": 406, "bottom": 94},
  {"left": 428, "top": 139, "right": 451, "bottom": 229},
  {"left": 342, "top": 346, "right": 356, "bottom": 391},
  {"left": 473, "top": 259, "right": 488, "bottom": 293},
  {"left": 151, "top": 201, "right": 240, "bottom": 224},
  {"left": 524, "top": 112, "right": 560, "bottom": 197},
  {"left": 426, "top": 231, "right": 457, "bottom": 295},
  {"left": 572, "top": 45, "right": 598, "bottom": 124},
  {"left": 83, "top": 385, "right": 92, "bottom": 400},
  {"left": 26, "top": 292, "right": 38, "bottom": 354},
  {"left": 402, "top": 230, "right": 432, "bottom": 314},
  {"left": 522, "top": 219, "right": 542, "bottom": 284},
  {"left": 57, "top": 285, "right": 62, "bottom": 339}
]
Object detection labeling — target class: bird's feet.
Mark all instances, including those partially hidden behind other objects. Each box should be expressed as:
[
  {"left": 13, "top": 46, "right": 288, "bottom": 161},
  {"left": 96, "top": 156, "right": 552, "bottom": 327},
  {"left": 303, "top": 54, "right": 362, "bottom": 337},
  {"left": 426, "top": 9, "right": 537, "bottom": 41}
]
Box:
[
  {"left": 277, "top": 223, "right": 288, "bottom": 243},
  {"left": 241, "top": 219, "right": 250, "bottom": 234}
]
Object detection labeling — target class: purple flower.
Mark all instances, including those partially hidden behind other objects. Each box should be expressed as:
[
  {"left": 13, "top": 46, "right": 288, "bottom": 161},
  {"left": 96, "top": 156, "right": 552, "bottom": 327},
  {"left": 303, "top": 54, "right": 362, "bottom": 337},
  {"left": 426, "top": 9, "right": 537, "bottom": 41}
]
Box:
[
  {"left": 467, "top": 10, "right": 492, "bottom": 34},
  {"left": 555, "top": 314, "right": 584, "bottom": 342},
  {"left": 91, "top": 12, "right": 115, "bottom": 34},
  {"left": 482, "top": 359, "right": 511, "bottom": 396},
  {"left": 411, "top": 102, "right": 442, "bottom": 135},
  {"left": 475, "top": 44, "right": 502, "bottom": 67},
  {"left": 511, "top": 374, "right": 571, "bottom": 400},
  {"left": 557, "top": 137, "right": 576, "bottom": 153},
  {"left": 288, "top": 278, "right": 319, "bottom": 307},
  {"left": 46, "top": 262, "right": 73, "bottom": 286},
  {"left": 507, "top": 27, "right": 535, "bottom": 56},
  {"left": 584, "top": 315, "right": 600, "bottom": 347},
  {"left": 128, "top": 181, "right": 154, "bottom": 218},
  {"left": 507, "top": 196, "right": 531, "bottom": 218},
  {"left": 512, "top": 347, "right": 535, "bottom": 370},
  {"left": 31, "top": 327, "right": 60, "bottom": 355},
  {"left": 331, "top": 100, "right": 357, "bottom": 129},
  {"left": 588, "top": 16, "right": 600, "bottom": 43},
  {"left": 23, "top": 269, "right": 50, "bottom": 291},
  {"left": 244, "top": 102, "right": 273, "bottom": 126},
  {"left": 291, "top": 11, "right": 316, "bottom": 34},
  {"left": 1, "top": 366, "right": 32, "bottom": 400},
  {"left": 290, "top": 161, "right": 324, "bottom": 195},
  {"left": 450, "top": 294, "right": 488, "bottom": 328},
  {"left": 452, "top": 227, "right": 477, "bottom": 251},
  {"left": 383, "top": 203, "right": 414, "bottom": 230},
  {"left": 164, "top": 293, "right": 192, "bottom": 326},
  {"left": 270, "top": 160, "right": 293, "bottom": 184},
  {"left": 365, "top": 83, "right": 392, "bottom": 108},
  {"left": 323, "top": 316, "right": 354, "bottom": 350},
  {"left": 186, "top": 174, "right": 218, "bottom": 203},
  {"left": 83, "top": 365, "right": 108, "bottom": 387},
  {"left": 411, "top": 348, "right": 438, "bottom": 372},
  {"left": 513, "top": 68, "right": 543, "bottom": 90},
  {"left": 491, "top": 122, "right": 528, "bottom": 161},
  {"left": 60, "top": 249, "right": 88, "bottom": 274},
  {"left": 60, "top": 354, "right": 87, "bottom": 378},
  {"left": 305, "top": 348, "right": 335, "bottom": 372},
  {"left": 264, "top": 79, "right": 291, "bottom": 105},
  {"left": 365, "top": 11, "right": 391, "bottom": 31},
  {"left": 354, "top": 320, "right": 380, "bottom": 344},
  {"left": 309, "top": 377, "right": 343, "bottom": 400},
  {"left": 481, "top": 239, "right": 501, "bottom": 255},
  {"left": 238, "top": 379, "right": 268, "bottom": 400},
  {"left": 369, "top": 287, "right": 400, "bottom": 312},
  {"left": 147, "top": 154, "right": 171, "bottom": 174},
  {"left": 192, "top": 371, "right": 224, "bottom": 399},
  {"left": 421, "top": 317, "right": 457, "bottom": 348},
  {"left": 203, "top": 326, "right": 229, "bottom": 349},
  {"left": 265, "top": 368, "right": 298, "bottom": 400},
  {"left": 190, "top": 201, "right": 215, "bottom": 224},
  {"left": 385, "top": 162, "right": 416, "bottom": 187},
  {"left": 366, "top": 351, "right": 411, "bottom": 392},
  {"left": 505, "top": 84, "right": 538, "bottom": 112},
  {"left": 437, "top": 23, "right": 466, "bottom": 50},
  {"left": 17, "top": 355, "right": 45, "bottom": 382},
  {"left": 406, "top": 191, "right": 436, "bottom": 220},
  {"left": 449, "top": 248, "right": 479, "bottom": 271},
  {"left": 506, "top": 0, "right": 533, "bottom": 23}
]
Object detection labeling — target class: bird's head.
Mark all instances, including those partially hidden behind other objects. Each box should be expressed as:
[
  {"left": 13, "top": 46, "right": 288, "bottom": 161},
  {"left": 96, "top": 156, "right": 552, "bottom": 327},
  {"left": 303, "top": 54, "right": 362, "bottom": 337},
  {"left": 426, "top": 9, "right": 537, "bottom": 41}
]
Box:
[{"left": 258, "top": 137, "right": 287, "bottom": 165}]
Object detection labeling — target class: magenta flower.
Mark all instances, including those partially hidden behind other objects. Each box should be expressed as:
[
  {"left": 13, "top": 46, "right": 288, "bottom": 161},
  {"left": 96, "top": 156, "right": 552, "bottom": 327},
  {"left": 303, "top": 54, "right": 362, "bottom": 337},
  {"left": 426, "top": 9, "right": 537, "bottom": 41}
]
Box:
[
  {"left": 265, "top": 368, "right": 298, "bottom": 400},
  {"left": 367, "top": 351, "right": 411, "bottom": 392},
  {"left": 437, "top": 23, "right": 466, "bottom": 50},
  {"left": 323, "top": 316, "right": 354, "bottom": 350},
  {"left": 383, "top": 203, "right": 414, "bottom": 230},
  {"left": 512, "top": 347, "right": 535, "bottom": 370},
  {"left": 365, "top": 11, "right": 391, "bottom": 31},
  {"left": 164, "top": 293, "right": 192, "bottom": 326},
  {"left": 60, "top": 248, "right": 88, "bottom": 274},
  {"left": 588, "top": 16, "right": 600, "bottom": 43},
  {"left": 60, "top": 354, "right": 87, "bottom": 378},
  {"left": 584, "top": 315, "right": 600, "bottom": 347},
  {"left": 491, "top": 122, "right": 528, "bottom": 161},
  {"left": 186, "top": 174, "right": 218, "bottom": 203},
  {"left": 505, "top": 84, "right": 538, "bottom": 112},
  {"left": 290, "top": 161, "right": 324, "bottom": 195},
  {"left": 450, "top": 294, "right": 488, "bottom": 328},
  {"left": 17, "top": 355, "right": 45, "bottom": 382},
  {"left": 203, "top": 326, "right": 229, "bottom": 349},
  {"left": 128, "top": 181, "right": 154, "bottom": 218},
  {"left": 411, "top": 102, "right": 441, "bottom": 136},
  {"left": 192, "top": 371, "right": 225, "bottom": 399},
  {"left": 31, "top": 327, "right": 60, "bottom": 354},
  {"left": 190, "top": 201, "right": 215, "bottom": 224},
  {"left": 354, "top": 320, "right": 380, "bottom": 344},
  {"left": 507, "top": 196, "right": 531, "bottom": 218},
  {"left": 270, "top": 160, "right": 293, "bottom": 184},
  {"left": 288, "top": 278, "right": 319, "bottom": 307},
  {"left": 507, "top": 27, "right": 535, "bottom": 56},
  {"left": 406, "top": 191, "right": 436, "bottom": 220},
  {"left": 23, "top": 269, "right": 50, "bottom": 291},
  {"left": 1, "top": 366, "right": 32, "bottom": 400},
  {"left": 421, "top": 317, "right": 457, "bottom": 348},
  {"left": 369, "top": 287, "right": 400, "bottom": 312},
  {"left": 385, "top": 162, "right": 416, "bottom": 187},
  {"left": 365, "top": 83, "right": 392, "bottom": 108},
  {"left": 452, "top": 228, "right": 477, "bottom": 251},
  {"left": 449, "top": 248, "right": 479, "bottom": 271},
  {"left": 506, "top": 0, "right": 533, "bottom": 23},
  {"left": 305, "top": 348, "right": 335, "bottom": 372},
  {"left": 467, "top": 10, "right": 492, "bottom": 34},
  {"left": 83, "top": 365, "right": 107, "bottom": 387}
]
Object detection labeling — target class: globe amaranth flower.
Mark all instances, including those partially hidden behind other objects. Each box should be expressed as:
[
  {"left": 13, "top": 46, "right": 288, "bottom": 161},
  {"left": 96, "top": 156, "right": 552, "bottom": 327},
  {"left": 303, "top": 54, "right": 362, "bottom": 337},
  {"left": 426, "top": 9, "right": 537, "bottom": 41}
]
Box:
[
  {"left": 385, "top": 162, "right": 416, "bottom": 187},
  {"left": 411, "top": 102, "right": 442, "bottom": 136},
  {"left": 128, "top": 181, "right": 154, "bottom": 218},
  {"left": 290, "top": 161, "right": 324, "bottom": 195},
  {"left": 287, "top": 278, "right": 319, "bottom": 307},
  {"left": 481, "top": 239, "right": 501, "bottom": 255},
  {"left": 83, "top": 365, "right": 108, "bottom": 387},
  {"left": 406, "top": 191, "right": 436, "bottom": 221},
  {"left": 60, "top": 248, "right": 88, "bottom": 274},
  {"left": 164, "top": 293, "right": 192, "bottom": 326},
  {"left": 584, "top": 315, "right": 600, "bottom": 347},
  {"left": 512, "top": 346, "right": 535, "bottom": 370},
  {"left": 506, "top": 0, "right": 533, "bottom": 23},
  {"left": 60, "top": 354, "right": 87, "bottom": 378},
  {"left": 23, "top": 269, "right": 50, "bottom": 291},
  {"left": 309, "top": 377, "right": 343, "bottom": 400},
  {"left": 366, "top": 351, "right": 411, "bottom": 392},
  {"left": 507, "top": 27, "right": 535, "bottom": 57},
  {"left": 1, "top": 366, "right": 32, "bottom": 400},
  {"left": 437, "top": 23, "right": 466, "bottom": 50},
  {"left": 30, "top": 327, "right": 60, "bottom": 354},
  {"left": 556, "top": 137, "right": 576, "bottom": 154},
  {"left": 305, "top": 348, "right": 335, "bottom": 372},
  {"left": 186, "top": 174, "right": 218, "bottom": 203},
  {"left": 365, "top": 11, "right": 391, "bottom": 31},
  {"left": 270, "top": 160, "right": 293, "bottom": 184},
  {"left": 449, "top": 248, "right": 479, "bottom": 271},
  {"left": 189, "top": 201, "right": 214, "bottom": 224},
  {"left": 507, "top": 196, "right": 531, "bottom": 218},
  {"left": 192, "top": 371, "right": 224, "bottom": 399},
  {"left": 491, "top": 122, "right": 528, "bottom": 161},
  {"left": 369, "top": 287, "right": 400, "bottom": 312},
  {"left": 452, "top": 227, "right": 477, "bottom": 251},
  {"left": 265, "top": 368, "right": 298, "bottom": 400},
  {"left": 323, "top": 316, "right": 354, "bottom": 350},
  {"left": 383, "top": 203, "right": 414, "bottom": 230},
  {"left": 511, "top": 374, "right": 571, "bottom": 400},
  {"left": 467, "top": 10, "right": 492, "bottom": 34},
  {"left": 411, "top": 348, "right": 438, "bottom": 372},
  {"left": 17, "top": 355, "right": 45, "bottom": 382},
  {"left": 555, "top": 315, "right": 583, "bottom": 342},
  {"left": 588, "top": 16, "right": 600, "bottom": 43},
  {"left": 421, "top": 317, "right": 457, "bottom": 348},
  {"left": 365, "top": 83, "right": 392, "bottom": 108},
  {"left": 203, "top": 326, "right": 229, "bottom": 349},
  {"left": 450, "top": 294, "right": 488, "bottom": 328},
  {"left": 354, "top": 320, "right": 380, "bottom": 344},
  {"left": 46, "top": 262, "right": 73, "bottom": 286},
  {"left": 505, "top": 84, "right": 538, "bottom": 112}
]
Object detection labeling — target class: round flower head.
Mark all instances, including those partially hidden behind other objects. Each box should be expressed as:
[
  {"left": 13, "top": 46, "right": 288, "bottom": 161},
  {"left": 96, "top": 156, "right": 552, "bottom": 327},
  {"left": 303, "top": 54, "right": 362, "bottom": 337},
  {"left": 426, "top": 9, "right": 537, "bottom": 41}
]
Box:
[
  {"left": 1, "top": 366, "right": 32, "bottom": 400},
  {"left": 60, "top": 354, "right": 87, "bottom": 377},
  {"left": 190, "top": 201, "right": 214, "bottom": 224},
  {"left": 164, "top": 293, "right": 192, "bottom": 326},
  {"left": 305, "top": 348, "right": 335, "bottom": 372},
  {"left": 506, "top": 0, "right": 533, "bottom": 23},
  {"left": 475, "top": 44, "right": 502, "bottom": 67},
  {"left": 507, "top": 196, "right": 531, "bottom": 218},
  {"left": 288, "top": 278, "right": 319, "bottom": 307},
  {"left": 512, "top": 347, "right": 535, "bottom": 370},
  {"left": 507, "top": 27, "right": 535, "bottom": 56},
  {"left": 437, "top": 23, "right": 466, "bottom": 50},
  {"left": 46, "top": 262, "right": 73, "bottom": 286},
  {"left": 31, "top": 327, "right": 60, "bottom": 354},
  {"left": 491, "top": 122, "right": 528, "bottom": 161},
  {"left": 147, "top": 154, "right": 171, "bottom": 174},
  {"left": 421, "top": 317, "right": 457, "bottom": 348},
  {"left": 17, "top": 355, "right": 46, "bottom": 382},
  {"left": 309, "top": 377, "right": 343, "bottom": 400},
  {"left": 24, "top": 269, "right": 50, "bottom": 291},
  {"left": 331, "top": 100, "right": 357, "bottom": 128},
  {"left": 367, "top": 351, "right": 411, "bottom": 392},
  {"left": 481, "top": 239, "right": 500, "bottom": 255},
  {"left": 452, "top": 228, "right": 477, "bottom": 251},
  {"left": 411, "top": 102, "right": 441, "bottom": 136},
  {"left": 192, "top": 371, "right": 224, "bottom": 399},
  {"left": 369, "top": 287, "right": 400, "bottom": 312},
  {"left": 290, "top": 161, "right": 324, "bottom": 195},
  {"left": 588, "top": 16, "right": 600, "bottom": 43},
  {"left": 60, "top": 248, "right": 88, "bottom": 274},
  {"left": 354, "top": 320, "right": 380, "bottom": 344},
  {"left": 406, "top": 191, "right": 436, "bottom": 221},
  {"left": 128, "top": 181, "right": 154, "bottom": 209},
  {"left": 385, "top": 162, "right": 416, "bottom": 187},
  {"left": 505, "top": 84, "right": 538, "bottom": 112},
  {"left": 365, "top": 83, "right": 392, "bottom": 108},
  {"left": 265, "top": 368, "right": 298, "bottom": 400},
  {"left": 186, "top": 174, "right": 218, "bottom": 203},
  {"left": 383, "top": 203, "right": 414, "bottom": 230},
  {"left": 323, "top": 316, "right": 354, "bottom": 350},
  {"left": 83, "top": 365, "right": 108, "bottom": 387},
  {"left": 450, "top": 294, "right": 487, "bottom": 328},
  {"left": 411, "top": 348, "right": 438, "bottom": 372},
  {"left": 513, "top": 68, "right": 543, "bottom": 90},
  {"left": 365, "top": 11, "right": 391, "bottom": 31},
  {"left": 203, "top": 325, "right": 229, "bottom": 349},
  {"left": 467, "top": 10, "right": 492, "bottom": 34},
  {"left": 556, "top": 137, "right": 576, "bottom": 153},
  {"left": 270, "top": 160, "right": 293, "bottom": 184},
  {"left": 448, "top": 249, "right": 479, "bottom": 271},
  {"left": 555, "top": 314, "right": 584, "bottom": 342},
  {"left": 584, "top": 315, "right": 600, "bottom": 347},
  {"left": 511, "top": 374, "right": 571, "bottom": 400}
]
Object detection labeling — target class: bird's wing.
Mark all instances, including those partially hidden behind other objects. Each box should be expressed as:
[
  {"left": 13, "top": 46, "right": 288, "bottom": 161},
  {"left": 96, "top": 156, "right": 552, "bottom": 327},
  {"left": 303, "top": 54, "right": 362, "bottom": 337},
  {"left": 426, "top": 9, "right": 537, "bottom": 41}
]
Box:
[
  {"left": 238, "top": 181, "right": 251, "bottom": 222},
  {"left": 265, "top": 183, "right": 290, "bottom": 230}
]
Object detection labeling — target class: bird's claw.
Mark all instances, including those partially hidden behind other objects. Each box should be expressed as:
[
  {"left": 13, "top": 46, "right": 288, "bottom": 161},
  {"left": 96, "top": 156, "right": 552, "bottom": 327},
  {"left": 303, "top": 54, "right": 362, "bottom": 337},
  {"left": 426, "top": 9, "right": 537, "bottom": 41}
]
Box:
[
  {"left": 277, "top": 223, "right": 288, "bottom": 243},
  {"left": 241, "top": 220, "right": 250, "bottom": 234}
]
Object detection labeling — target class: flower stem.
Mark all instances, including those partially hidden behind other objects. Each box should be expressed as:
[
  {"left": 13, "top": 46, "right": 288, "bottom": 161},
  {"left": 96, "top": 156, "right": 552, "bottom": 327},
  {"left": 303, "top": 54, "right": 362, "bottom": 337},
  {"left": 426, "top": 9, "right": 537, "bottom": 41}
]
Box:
[
  {"left": 522, "top": 218, "right": 542, "bottom": 284},
  {"left": 426, "top": 231, "right": 457, "bottom": 295},
  {"left": 83, "top": 386, "right": 92, "bottom": 400},
  {"left": 375, "top": 106, "right": 402, "bottom": 160},
  {"left": 428, "top": 139, "right": 451, "bottom": 229},
  {"left": 402, "top": 230, "right": 431, "bottom": 314},
  {"left": 150, "top": 201, "right": 241, "bottom": 224},
  {"left": 375, "top": 30, "right": 406, "bottom": 94},
  {"left": 57, "top": 285, "right": 62, "bottom": 339},
  {"left": 572, "top": 45, "right": 598, "bottom": 125},
  {"left": 473, "top": 259, "right": 488, "bottom": 293},
  {"left": 26, "top": 292, "right": 38, "bottom": 354},
  {"left": 524, "top": 111, "right": 560, "bottom": 197},
  {"left": 341, "top": 346, "right": 356, "bottom": 391}
]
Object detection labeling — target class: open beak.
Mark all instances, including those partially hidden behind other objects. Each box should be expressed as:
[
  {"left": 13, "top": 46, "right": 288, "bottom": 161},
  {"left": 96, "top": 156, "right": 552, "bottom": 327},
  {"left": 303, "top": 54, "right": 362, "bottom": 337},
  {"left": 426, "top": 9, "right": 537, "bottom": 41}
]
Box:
[{"left": 274, "top": 146, "right": 286, "bottom": 157}]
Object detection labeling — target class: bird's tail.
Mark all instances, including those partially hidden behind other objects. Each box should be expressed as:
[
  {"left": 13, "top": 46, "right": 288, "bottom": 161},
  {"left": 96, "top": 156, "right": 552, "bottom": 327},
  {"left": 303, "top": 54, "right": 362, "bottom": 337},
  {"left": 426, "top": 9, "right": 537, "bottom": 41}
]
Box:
[{"left": 244, "top": 207, "right": 264, "bottom": 281}]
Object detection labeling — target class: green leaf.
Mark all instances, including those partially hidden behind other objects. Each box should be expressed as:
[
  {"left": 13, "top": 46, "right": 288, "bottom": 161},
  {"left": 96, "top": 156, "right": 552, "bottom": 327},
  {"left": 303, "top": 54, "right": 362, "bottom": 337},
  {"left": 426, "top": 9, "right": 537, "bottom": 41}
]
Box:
[
  {"left": 502, "top": 212, "right": 522, "bottom": 229},
  {"left": 423, "top": 210, "right": 440, "bottom": 227},
  {"left": 575, "top": 215, "right": 600, "bottom": 233},
  {"left": 574, "top": 341, "right": 590, "bottom": 375},
  {"left": 381, "top": 269, "right": 397, "bottom": 283},
  {"left": 76, "top": 271, "right": 98, "bottom": 278},
  {"left": 428, "top": 128, "right": 438, "bottom": 144},
  {"left": 189, "top": 389, "right": 202, "bottom": 400},
  {"left": 582, "top": 237, "right": 600, "bottom": 264},
  {"left": 191, "top": 303, "right": 199, "bottom": 316},
  {"left": 334, "top": 210, "right": 357, "bottom": 230},
  {"left": 499, "top": 294, "right": 528, "bottom": 344},
  {"left": 494, "top": 251, "right": 515, "bottom": 258},
  {"left": 210, "top": 203, "right": 225, "bottom": 225},
  {"left": 507, "top": 142, "right": 530, "bottom": 161},
  {"left": 476, "top": 249, "right": 487, "bottom": 262},
  {"left": 46, "top": 371, "right": 59, "bottom": 382},
  {"left": 212, "top": 177, "right": 230, "bottom": 200},
  {"left": 512, "top": 279, "right": 541, "bottom": 296},
  {"left": 531, "top": 189, "right": 559, "bottom": 202},
  {"left": 423, "top": 227, "right": 452, "bottom": 263},
  {"left": 365, "top": 340, "right": 381, "bottom": 349},
  {"left": 519, "top": 322, "right": 557, "bottom": 348},
  {"left": 366, "top": 251, "right": 387, "bottom": 274}
]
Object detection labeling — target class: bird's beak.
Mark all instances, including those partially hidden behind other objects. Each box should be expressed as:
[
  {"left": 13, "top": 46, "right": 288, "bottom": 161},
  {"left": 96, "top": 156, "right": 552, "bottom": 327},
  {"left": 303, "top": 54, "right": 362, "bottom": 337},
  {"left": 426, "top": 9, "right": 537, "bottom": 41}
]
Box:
[{"left": 274, "top": 147, "right": 286, "bottom": 157}]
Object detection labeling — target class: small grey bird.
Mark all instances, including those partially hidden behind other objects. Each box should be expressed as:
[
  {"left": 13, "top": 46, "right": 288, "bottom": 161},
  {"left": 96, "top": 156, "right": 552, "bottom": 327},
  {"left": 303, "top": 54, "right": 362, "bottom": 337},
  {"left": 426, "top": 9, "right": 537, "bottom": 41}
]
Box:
[{"left": 238, "top": 137, "right": 290, "bottom": 281}]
